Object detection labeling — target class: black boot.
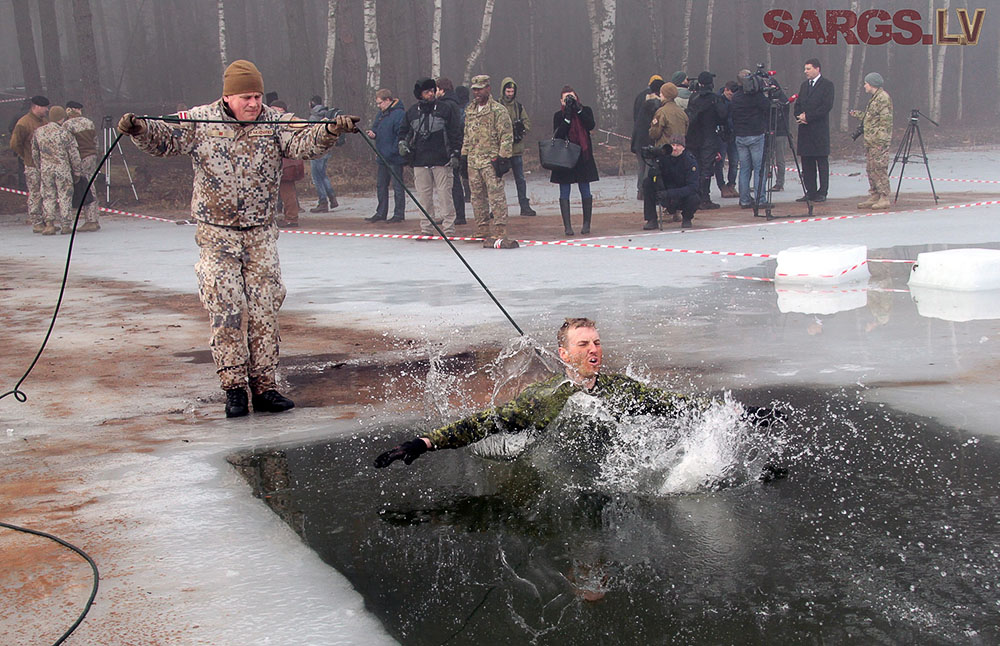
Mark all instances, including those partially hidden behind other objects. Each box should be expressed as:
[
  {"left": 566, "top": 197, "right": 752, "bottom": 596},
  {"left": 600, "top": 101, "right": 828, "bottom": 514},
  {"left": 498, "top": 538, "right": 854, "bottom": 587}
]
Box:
[
  {"left": 309, "top": 200, "right": 328, "bottom": 213},
  {"left": 581, "top": 197, "right": 593, "bottom": 235},
  {"left": 559, "top": 198, "right": 573, "bottom": 236},
  {"left": 252, "top": 389, "right": 295, "bottom": 413},
  {"left": 225, "top": 387, "right": 249, "bottom": 418},
  {"left": 519, "top": 200, "right": 536, "bottom": 216}
]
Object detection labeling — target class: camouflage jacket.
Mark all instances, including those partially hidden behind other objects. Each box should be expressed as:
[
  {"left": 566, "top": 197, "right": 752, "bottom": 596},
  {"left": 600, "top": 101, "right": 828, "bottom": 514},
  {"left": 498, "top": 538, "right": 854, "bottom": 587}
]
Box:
[
  {"left": 10, "top": 111, "right": 46, "bottom": 167},
  {"left": 424, "top": 373, "right": 702, "bottom": 450},
  {"left": 63, "top": 116, "right": 98, "bottom": 159},
  {"left": 461, "top": 95, "right": 513, "bottom": 170},
  {"left": 31, "top": 122, "right": 82, "bottom": 177},
  {"left": 862, "top": 88, "right": 892, "bottom": 147},
  {"left": 130, "top": 100, "right": 338, "bottom": 228}
]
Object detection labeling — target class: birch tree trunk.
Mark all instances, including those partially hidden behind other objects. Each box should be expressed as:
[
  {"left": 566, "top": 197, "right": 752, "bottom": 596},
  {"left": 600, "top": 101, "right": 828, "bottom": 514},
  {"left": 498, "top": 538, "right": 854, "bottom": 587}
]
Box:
[
  {"left": 680, "top": 0, "right": 693, "bottom": 72},
  {"left": 839, "top": 1, "right": 859, "bottom": 131},
  {"left": 956, "top": 40, "right": 964, "bottom": 121},
  {"left": 12, "top": 0, "right": 43, "bottom": 96},
  {"left": 217, "top": 0, "right": 228, "bottom": 70},
  {"left": 431, "top": 0, "right": 442, "bottom": 78},
  {"left": 38, "top": 0, "right": 65, "bottom": 100},
  {"left": 363, "top": 0, "right": 381, "bottom": 106},
  {"left": 926, "top": 0, "right": 934, "bottom": 112},
  {"left": 324, "top": 0, "right": 339, "bottom": 107},
  {"left": 703, "top": 0, "right": 715, "bottom": 70},
  {"left": 464, "top": 0, "right": 496, "bottom": 83},
  {"left": 72, "top": 0, "right": 102, "bottom": 117},
  {"left": 645, "top": 0, "right": 661, "bottom": 66},
  {"left": 931, "top": 0, "right": 950, "bottom": 121},
  {"left": 852, "top": 45, "right": 868, "bottom": 120},
  {"left": 586, "top": 0, "right": 618, "bottom": 129}
]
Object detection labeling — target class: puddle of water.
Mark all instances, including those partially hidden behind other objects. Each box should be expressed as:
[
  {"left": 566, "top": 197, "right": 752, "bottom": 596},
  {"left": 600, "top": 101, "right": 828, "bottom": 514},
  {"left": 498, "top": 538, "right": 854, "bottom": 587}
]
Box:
[{"left": 233, "top": 385, "right": 1000, "bottom": 645}]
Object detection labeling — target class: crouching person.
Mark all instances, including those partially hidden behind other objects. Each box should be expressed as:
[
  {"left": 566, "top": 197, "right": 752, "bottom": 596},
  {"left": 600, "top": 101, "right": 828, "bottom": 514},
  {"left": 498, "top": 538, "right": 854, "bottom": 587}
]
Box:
[{"left": 643, "top": 133, "right": 700, "bottom": 230}]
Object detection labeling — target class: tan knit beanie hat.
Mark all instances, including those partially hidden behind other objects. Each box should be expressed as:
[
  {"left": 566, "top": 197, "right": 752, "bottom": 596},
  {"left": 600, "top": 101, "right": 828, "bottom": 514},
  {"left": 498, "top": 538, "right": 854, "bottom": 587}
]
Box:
[
  {"left": 223, "top": 60, "right": 264, "bottom": 96},
  {"left": 48, "top": 106, "right": 66, "bottom": 123}
]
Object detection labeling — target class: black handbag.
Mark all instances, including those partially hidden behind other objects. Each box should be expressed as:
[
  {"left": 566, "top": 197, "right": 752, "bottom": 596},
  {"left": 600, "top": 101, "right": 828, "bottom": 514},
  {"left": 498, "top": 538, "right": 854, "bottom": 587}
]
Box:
[
  {"left": 538, "top": 138, "right": 581, "bottom": 171},
  {"left": 72, "top": 177, "right": 95, "bottom": 208}
]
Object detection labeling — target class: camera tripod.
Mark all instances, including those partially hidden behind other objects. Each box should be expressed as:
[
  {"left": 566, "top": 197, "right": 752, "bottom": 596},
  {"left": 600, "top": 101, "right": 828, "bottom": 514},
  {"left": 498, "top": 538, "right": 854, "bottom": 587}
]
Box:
[
  {"left": 757, "top": 98, "right": 812, "bottom": 220},
  {"left": 888, "top": 109, "right": 938, "bottom": 204},
  {"left": 101, "top": 116, "right": 139, "bottom": 204}
]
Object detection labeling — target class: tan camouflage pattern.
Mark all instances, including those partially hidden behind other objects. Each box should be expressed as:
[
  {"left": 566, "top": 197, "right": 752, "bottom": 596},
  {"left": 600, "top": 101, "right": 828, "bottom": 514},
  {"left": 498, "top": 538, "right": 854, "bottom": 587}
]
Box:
[
  {"left": 77, "top": 155, "right": 100, "bottom": 223},
  {"left": 31, "top": 122, "right": 82, "bottom": 227},
  {"left": 461, "top": 96, "right": 513, "bottom": 170},
  {"left": 468, "top": 165, "right": 508, "bottom": 239},
  {"left": 24, "top": 166, "right": 42, "bottom": 225},
  {"left": 63, "top": 116, "right": 98, "bottom": 159},
  {"left": 130, "top": 100, "right": 338, "bottom": 228},
  {"left": 194, "top": 222, "right": 286, "bottom": 393},
  {"left": 862, "top": 89, "right": 892, "bottom": 197},
  {"left": 424, "top": 373, "right": 704, "bottom": 449}
]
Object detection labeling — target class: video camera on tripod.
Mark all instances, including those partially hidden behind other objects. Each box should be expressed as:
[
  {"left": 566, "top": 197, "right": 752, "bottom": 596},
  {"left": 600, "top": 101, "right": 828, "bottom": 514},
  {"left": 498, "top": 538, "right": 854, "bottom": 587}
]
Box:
[{"left": 742, "top": 64, "right": 784, "bottom": 100}]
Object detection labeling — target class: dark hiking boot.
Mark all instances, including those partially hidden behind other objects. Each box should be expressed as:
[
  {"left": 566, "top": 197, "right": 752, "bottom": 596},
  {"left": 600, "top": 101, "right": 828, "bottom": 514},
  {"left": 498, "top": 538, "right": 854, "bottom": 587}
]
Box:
[
  {"left": 365, "top": 214, "right": 387, "bottom": 222},
  {"left": 386, "top": 216, "right": 405, "bottom": 223},
  {"left": 225, "top": 388, "right": 249, "bottom": 418},
  {"left": 519, "top": 201, "right": 536, "bottom": 216},
  {"left": 252, "top": 389, "right": 295, "bottom": 413},
  {"left": 642, "top": 220, "right": 659, "bottom": 230},
  {"left": 681, "top": 218, "right": 693, "bottom": 229},
  {"left": 328, "top": 196, "right": 339, "bottom": 209},
  {"left": 310, "top": 201, "right": 329, "bottom": 213},
  {"left": 699, "top": 201, "right": 721, "bottom": 210}
]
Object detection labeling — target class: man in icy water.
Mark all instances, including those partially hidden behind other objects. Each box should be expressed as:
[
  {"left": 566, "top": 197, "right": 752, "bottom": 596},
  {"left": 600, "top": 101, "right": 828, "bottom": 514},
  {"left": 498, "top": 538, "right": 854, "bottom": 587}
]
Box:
[{"left": 375, "top": 317, "right": 784, "bottom": 479}]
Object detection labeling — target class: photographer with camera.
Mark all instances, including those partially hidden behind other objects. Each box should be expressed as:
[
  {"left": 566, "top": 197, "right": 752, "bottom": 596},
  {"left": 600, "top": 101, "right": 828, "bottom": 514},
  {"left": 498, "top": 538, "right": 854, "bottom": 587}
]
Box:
[
  {"left": 499, "top": 77, "right": 536, "bottom": 216},
  {"left": 732, "top": 69, "right": 772, "bottom": 209},
  {"left": 685, "top": 71, "right": 728, "bottom": 210},
  {"left": 551, "top": 86, "right": 599, "bottom": 236},
  {"left": 849, "top": 73, "right": 893, "bottom": 211},
  {"left": 641, "top": 133, "right": 700, "bottom": 230}
]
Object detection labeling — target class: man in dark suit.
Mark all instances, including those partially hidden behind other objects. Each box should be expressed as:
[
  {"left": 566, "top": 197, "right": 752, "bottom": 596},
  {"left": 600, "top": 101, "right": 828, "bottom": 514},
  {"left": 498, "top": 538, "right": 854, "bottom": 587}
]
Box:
[{"left": 794, "top": 58, "right": 834, "bottom": 202}]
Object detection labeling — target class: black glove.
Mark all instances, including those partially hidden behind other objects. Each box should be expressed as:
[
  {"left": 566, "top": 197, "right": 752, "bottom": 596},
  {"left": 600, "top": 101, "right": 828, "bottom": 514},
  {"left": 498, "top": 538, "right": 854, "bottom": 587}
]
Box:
[
  {"left": 374, "top": 438, "right": 429, "bottom": 468},
  {"left": 743, "top": 406, "right": 787, "bottom": 430},
  {"left": 447, "top": 154, "right": 462, "bottom": 170},
  {"left": 491, "top": 156, "right": 512, "bottom": 178},
  {"left": 655, "top": 190, "right": 671, "bottom": 207}
]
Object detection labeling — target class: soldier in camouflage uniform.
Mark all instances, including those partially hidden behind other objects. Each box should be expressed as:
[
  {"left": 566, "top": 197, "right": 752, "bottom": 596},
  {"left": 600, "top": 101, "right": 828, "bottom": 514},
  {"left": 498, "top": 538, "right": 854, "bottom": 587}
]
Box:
[
  {"left": 63, "top": 101, "right": 101, "bottom": 231},
  {"left": 31, "top": 106, "right": 82, "bottom": 235},
  {"left": 9, "top": 95, "right": 50, "bottom": 231},
  {"left": 462, "top": 74, "right": 517, "bottom": 248},
  {"left": 850, "top": 73, "right": 893, "bottom": 211},
  {"left": 118, "top": 59, "right": 359, "bottom": 418}
]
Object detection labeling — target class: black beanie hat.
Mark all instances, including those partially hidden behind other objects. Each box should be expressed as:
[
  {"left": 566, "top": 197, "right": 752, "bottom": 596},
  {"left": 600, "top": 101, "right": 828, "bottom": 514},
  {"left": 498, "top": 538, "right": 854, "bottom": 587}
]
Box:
[{"left": 413, "top": 77, "right": 437, "bottom": 100}]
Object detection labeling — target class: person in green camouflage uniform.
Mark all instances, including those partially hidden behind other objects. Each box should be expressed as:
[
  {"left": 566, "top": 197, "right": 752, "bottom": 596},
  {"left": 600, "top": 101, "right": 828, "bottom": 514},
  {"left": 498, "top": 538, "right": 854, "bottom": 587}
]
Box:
[
  {"left": 375, "top": 318, "right": 710, "bottom": 467},
  {"left": 63, "top": 101, "right": 101, "bottom": 231},
  {"left": 850, "top": 73, "right": 893, "bottom": 211},
  {"left": 118, "top": 60, "right": 359, "bottom": 418},
  {"left": 462, "top": 74, "right": 516, "bottom": 248},
  {"left": 31, "top": 106, "right": 82, "bottom": 235}
]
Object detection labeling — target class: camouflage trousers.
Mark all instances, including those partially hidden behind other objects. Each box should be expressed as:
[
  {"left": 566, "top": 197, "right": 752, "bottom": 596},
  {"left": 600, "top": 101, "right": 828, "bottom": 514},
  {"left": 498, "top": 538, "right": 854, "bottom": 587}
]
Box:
[
  {"left": 24, "top": 166, "right": 42, "bottom": 225},
  {"left": 194, "top": 222, "right": 287, "bottom": 393},
  {"left": 39, "top": 163, "right": 75, "bottom": 228},
  {"left": 469, "top": 165, "right": 509, "bottom": 239},
  {"left": 865, "top": 140, "right": 890, "bottom": 196},
  {"left": 79, "top": 155, "right": 99, "bottom": 223}
]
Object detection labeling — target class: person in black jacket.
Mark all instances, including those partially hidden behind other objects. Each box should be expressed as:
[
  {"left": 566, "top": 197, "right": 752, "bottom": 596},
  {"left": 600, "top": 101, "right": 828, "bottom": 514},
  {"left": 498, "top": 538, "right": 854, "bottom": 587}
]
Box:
[
  {"left": 398, "top": 77, "right": 463, "bottom": 236},
  {"left": 731, "top": 70, "right": 771, "bottom": 208},
  {"left": 684, "top": 71, "right": 728, "bottom": 210},
  {"left": 794, "top": 58, "right": 835, "bottom": 202},
  {"left": 631, "top": 75, "right": 665, "bottom": 199},
  {"left": 642, "top": 133, "right": 700, "bottom": 230},
  {"left": 435, "top": 77, "right": 467, "bottom": 224},
  {"left": 551, "top": 86, "right": 599, "bottom": 237}
]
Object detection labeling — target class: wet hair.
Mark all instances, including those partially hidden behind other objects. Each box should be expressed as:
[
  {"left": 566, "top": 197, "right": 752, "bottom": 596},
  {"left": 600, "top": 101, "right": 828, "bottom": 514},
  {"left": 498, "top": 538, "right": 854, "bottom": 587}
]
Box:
[
  {"left": 375, "top": 88, "right": 393, "bottom": 101},
  {"left": 557, "top": 317, "right": 597, "bottom": 349},
  {"left": 436, "top": 77, "right": 454, "bottom": 92},
  {"left": 805, "top": 58, "right": 821, "bottom": 70}
]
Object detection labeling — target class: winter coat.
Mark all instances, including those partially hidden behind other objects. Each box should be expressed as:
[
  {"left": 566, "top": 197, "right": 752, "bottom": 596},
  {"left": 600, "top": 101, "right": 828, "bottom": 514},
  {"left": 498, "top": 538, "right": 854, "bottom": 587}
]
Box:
[
  {"left": 648, "top": 84, "right": 689, "bottom": 147},
  {"left": 462, "top": 95, "right": 513, "bottom": 170},
  {"left": 550, "top": 105, "right": 599, "bottom": 185},
  {"left": 398, "top": 98, "right": 462, "bottom": 167},
  {"left": 63, "top": 116, "right": 98, "bottom": 159},
  {"left": 794, "top": 75, "right": 835, "bottom": 156},
  {"left": 730, "top": 89, "right": 770, "bottom": 137},
  {"left": 10, "top": 111, "right": 46, "bottom": 167},
  {"left": 499, "top": 77, "right": 532, "bottom": 156},
  {"left": 653, "top": 148, "right": 699, "bottom": 201},
  {"left": 372, "top": 98, "right": 406, "bottom": 165},
  {"left": 685, "top": 89, "right": 727, "bottom": 150}
]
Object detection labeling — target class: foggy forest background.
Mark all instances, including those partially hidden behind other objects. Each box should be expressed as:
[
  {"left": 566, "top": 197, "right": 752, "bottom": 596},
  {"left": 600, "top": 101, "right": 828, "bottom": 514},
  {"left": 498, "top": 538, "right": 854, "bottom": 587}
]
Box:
[{"left": 2, "top": 0, "right": 997, "bottom": 145}]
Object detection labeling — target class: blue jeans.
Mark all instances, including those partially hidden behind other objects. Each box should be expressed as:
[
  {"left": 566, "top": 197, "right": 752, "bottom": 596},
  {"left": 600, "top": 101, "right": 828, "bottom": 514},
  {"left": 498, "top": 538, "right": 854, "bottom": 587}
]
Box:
[
  {"left": 511, "top": 155, "right": 528, "bottom": 204},
  {"left": 310, "top": 151, "right": 336, "bottom": 202},
  {"left": 736, "top": 134, "right": 765, "bottom": 205},
  {"left": 376, "top": 163, "right": 405, "bottom": 219},
  {"left": 559, "top": 182, "right": 592, "bottom": 200},
  {"left": 716, "top": 138, "right": 738, "bottom": 188}
]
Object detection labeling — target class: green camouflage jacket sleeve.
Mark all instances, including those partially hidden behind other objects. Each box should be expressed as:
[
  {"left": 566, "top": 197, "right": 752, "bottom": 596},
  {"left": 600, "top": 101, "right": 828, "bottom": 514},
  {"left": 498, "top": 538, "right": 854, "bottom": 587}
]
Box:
[
  {"left": 423, "top": 373, "right": 708, "bottom": 450},
  {"left": 862, "top": 89, "right": 893, "bottom": 146}
]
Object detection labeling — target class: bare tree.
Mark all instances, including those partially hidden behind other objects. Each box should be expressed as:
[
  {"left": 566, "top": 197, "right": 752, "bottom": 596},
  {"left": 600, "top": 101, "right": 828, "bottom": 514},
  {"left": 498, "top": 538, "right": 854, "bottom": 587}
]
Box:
[
  {"left": 680, "top": 0, "right": 693, "bottom": 72},
  {"left": 839, "top": 0, "right": 860, "bottom": 131},
  {"left": 931, "top": 0, "right": 950, "bottom": 121},
  {"left": 431, "top": 0, "right": 442, "bottom": 78},
  {"left": 586, "top": 0, "right": 619, "bottom": 129},
  {"left": 324, "top": 0, "right": 339, "bottom": 106},
  {"left": 72, "top": 0, "right": 102, "bottom": 117},
  {"left": 217, "top": 0, "right": 228, "bottom": 70},
  {"left": 363, "top": 0, "right": 381, "bottom": 106},
  {"left": 12, "top": 0, "right": 43, "bottom": 96},
  {"left": 463, "top": 0, "right": 496, "bottom": 84},
  {"left": 38, "top": 0, "right": 65, "bottom": 99},
  {"left": 703, "top": 0, "right": 715, "bottom": 71}
]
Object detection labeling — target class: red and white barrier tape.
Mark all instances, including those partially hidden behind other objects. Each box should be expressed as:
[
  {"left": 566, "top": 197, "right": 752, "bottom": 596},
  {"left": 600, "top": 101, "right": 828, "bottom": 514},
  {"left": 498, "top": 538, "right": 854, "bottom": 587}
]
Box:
[
  {"left": 776, "top": 259, "right": 867, "bottom": 279},
  {"left": 783, "top": 167, "right": 1000, "bottom": 185},
  {"left": 0, "top": 97, "right": 27, "bottom": 104}
]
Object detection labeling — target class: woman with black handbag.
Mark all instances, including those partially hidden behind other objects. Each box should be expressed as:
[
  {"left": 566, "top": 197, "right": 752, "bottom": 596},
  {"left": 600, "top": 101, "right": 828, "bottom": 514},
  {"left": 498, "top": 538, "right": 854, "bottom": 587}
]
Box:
[{"left": 550, "top": 86, "right": 599, "bottom": 236}]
